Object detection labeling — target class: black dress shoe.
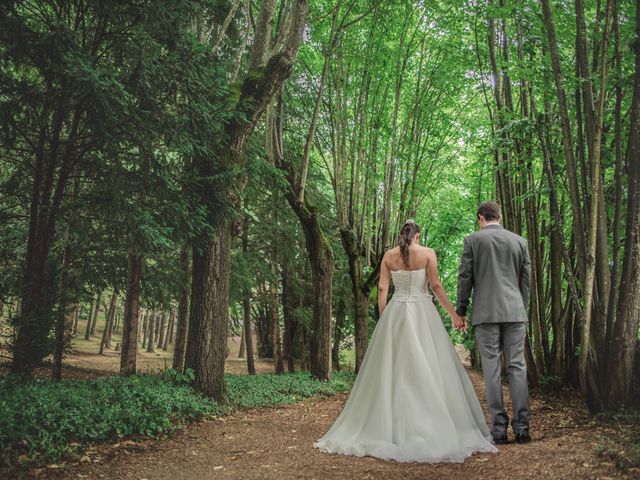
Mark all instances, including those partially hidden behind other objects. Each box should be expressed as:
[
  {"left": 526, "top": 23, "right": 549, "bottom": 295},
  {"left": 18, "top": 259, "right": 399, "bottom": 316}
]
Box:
[
  {"left": 492, "top": 433, "right": 508, "bottom": 445},
  {"left": 515, "top": 432, "right": 531, "bottom": 443}
]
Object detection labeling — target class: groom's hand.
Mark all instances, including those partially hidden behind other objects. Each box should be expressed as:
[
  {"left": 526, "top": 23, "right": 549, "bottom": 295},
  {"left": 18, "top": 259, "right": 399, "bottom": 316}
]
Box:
[
  {"left": 461, "top": 316, "right": 469, "bottom": 333},
  {"left": 452, "top": 314, "right": 466, "bottom": 332}
]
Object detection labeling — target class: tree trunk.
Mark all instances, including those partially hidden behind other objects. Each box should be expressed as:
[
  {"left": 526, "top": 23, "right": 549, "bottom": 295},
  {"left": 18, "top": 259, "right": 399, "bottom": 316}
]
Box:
[
  {"left": 579, "top": 0, "right": 613, "bottom": 406},
  {"left": 156, "top": 312, "right": 166, "bottom": 349},
  {"left": 532, "top": 90, "right": 583, "bottom": 380},
  {"left": 90, "top": 291, "right": 101, "bottom": 335},
  {"left": 163, "top": 311, "right": 173, "bottom": 351},
  {"left": 306, "top": 221, "right": 333, "bottom": 380},
  {"left": 238, "top": 326, "right": 246, "bottom": 358},
  {"left": 84, "top": 301, "right": 95, "bottom": 341},
  {"left": 549, "top": 204, "right": 566, "bottom": 377},
  {"left": 340, "top": 227, "right": 369, "bottom": 373},
  {"left": 242, "top": 291, "right": 256, "bottom": 374},
  {"left": 153, "top": 314, "right": 160, "bottom": 344},
  {"left": 120, "top": 252, "right": 142, "bottom": 375},
  {"left": 137, "top": 308, "right": 144, "bottom": 342},
  {"left": 185, "top": 224, "right": 231, "bottom": 400},
  {"left": 184, "top": 0, "right": 308, "bottom": 399},
  {"left": 242, "top": 215, "right": 256, "bottom": 375},
  {"left": 257, "top": 298, "right": 274, "bottom": 358},
  {"left": 540, "top": 0, "right": 587, "bottom": 278},
  {"left": 608, "top": 3, "right": 625, "bottom": 336},
  {"left": 241, "top": 213, "right": 256, "bottom": 375},
  {"left": 271, "top": 267, "right": 285, "bottom": 374},
  {"left": 142, "top": 309, "right": 149, "bottom": 349},
  {"left": 172, "top": 248, "right": 190, "bottom": 372},
  {"left": 99, "top": 291, "right": 118, "bottom": 354},
  {"left": 606, "top": 0, "right": 640, "bottom": 407},
  {"left": 71, "top": 305, "right": 80, "bottom": 336},
  {"left": 276, "top": 180, "right": 333, "bottom": 380},
  {"left": 281, "top": 262, "right": 297, "bottom": 373},
  {"left": 298, "top": 323, "right": 308, "bottom": 371},
  {"left": 12, "top": 249, "right": 56, "bottom": 374},
  {"left": 146, "top": 309, "right": 156, "bottom": 354},
  {"left": 576, "top": 0, "right": 612, "bottom": 371},
  {"left": 11, "top": 103, "right": 84, "bottom": 375},
  {"left": 52, "top": 246, "right": 72, "bottom": 381},
  {"left": 525, "top": 330, "right": 540, "bottom": 387},
  {"left": 332, "top": 297, "right": 346, "bottom": 372},
  {"left": 272, "top": 79, "right": 333, "bottom": 381}
]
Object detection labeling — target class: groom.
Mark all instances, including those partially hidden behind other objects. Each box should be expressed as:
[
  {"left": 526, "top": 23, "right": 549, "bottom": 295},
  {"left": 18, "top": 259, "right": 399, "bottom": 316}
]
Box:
[{"left": 455, "top": 201, "right": 531, "bottom": 444}]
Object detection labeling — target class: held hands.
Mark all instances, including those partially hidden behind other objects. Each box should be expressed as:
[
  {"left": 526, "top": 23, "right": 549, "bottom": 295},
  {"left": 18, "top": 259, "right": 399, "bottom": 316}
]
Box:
[{"left": 452, "top": 313, "right": 468, "bottom": 333}]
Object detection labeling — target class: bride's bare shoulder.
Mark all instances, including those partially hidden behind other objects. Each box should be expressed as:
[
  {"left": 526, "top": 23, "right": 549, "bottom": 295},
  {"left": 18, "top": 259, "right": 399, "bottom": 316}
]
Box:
[
  {"left": 419, "top": 246, "right": 436, "bottom": 264},
  {"left": 415, "top": 245, "right": 434, "bottom": 256},
  {"left": 424, "top": 246, "right": 436, "bottom": 256},
  {"left": 384, "top": 246, "right": 400, "bottom": 258},
  {"left": 382, "top": 247, "right": 399, "bottom": 264}
]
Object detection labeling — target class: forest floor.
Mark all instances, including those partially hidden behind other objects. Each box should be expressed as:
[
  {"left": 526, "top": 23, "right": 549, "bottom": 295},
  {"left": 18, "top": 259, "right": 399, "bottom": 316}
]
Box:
[
  {"left": 27, "top": 368, "right": 639, "bottom": 480},
  {"left": 5, "top": 324, "right": 639, "bottom": 480}
]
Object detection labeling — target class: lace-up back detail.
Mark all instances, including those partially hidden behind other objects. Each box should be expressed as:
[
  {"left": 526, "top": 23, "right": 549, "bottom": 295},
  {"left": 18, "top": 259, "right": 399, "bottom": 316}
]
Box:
[{"left": 390, "top": 269, "right": 431, "bottom": 301}]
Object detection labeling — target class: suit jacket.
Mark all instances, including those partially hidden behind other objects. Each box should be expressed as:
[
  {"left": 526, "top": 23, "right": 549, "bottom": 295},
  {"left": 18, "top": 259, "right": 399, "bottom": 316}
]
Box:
[{"left": 456, "top": 224, "right": 531, "bottom": 325}]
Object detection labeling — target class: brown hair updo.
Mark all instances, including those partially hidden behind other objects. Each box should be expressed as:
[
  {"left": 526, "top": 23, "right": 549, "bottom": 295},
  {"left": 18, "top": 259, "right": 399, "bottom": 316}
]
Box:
[{"left": 399, "top": 219, "right": 421, "bottom": 265}]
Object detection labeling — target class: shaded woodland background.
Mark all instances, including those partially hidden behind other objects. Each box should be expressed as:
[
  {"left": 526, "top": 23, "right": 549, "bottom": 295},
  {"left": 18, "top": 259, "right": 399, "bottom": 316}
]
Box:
[{"left": 0, "top": 0, "right": 639, "bottom": 416}]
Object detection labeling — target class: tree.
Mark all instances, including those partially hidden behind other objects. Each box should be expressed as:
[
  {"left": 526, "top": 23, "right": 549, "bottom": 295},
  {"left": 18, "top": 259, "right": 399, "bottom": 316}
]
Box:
[{"left": 185, "top": 0, "right": 309, "bottom": 399}]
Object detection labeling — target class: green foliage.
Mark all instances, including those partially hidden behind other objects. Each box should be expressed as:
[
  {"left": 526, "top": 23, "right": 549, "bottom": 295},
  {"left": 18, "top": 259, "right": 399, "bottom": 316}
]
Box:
[
  {"left": 225, "top": 371, "right": 355, "bottom": 409},
  {"left": 0, "top": 0, "right": 232, "bottom": 364},
  {"left": 0, "top": 374, "right": 221, "bottom": 470},
  {"left": 0, "top": 371, "right": 355, "bottom": 472},
  {"left": 161, "top": 367, "right": 197, "bottom": 385}
]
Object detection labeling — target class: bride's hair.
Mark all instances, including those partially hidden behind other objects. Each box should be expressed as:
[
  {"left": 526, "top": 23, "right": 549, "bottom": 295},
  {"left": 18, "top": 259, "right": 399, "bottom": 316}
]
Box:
[{"left": 399, "top": 219, "right": 421, "bottom": 265}]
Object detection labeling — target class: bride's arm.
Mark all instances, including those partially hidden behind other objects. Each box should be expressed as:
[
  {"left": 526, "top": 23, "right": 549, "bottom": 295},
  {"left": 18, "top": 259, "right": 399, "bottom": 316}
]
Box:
[
  {"left": 378, "top": 255, "right": 390, "bottom": 314},
  {"left": 426, "top": 249, "right": 462, "bottom": 323}
]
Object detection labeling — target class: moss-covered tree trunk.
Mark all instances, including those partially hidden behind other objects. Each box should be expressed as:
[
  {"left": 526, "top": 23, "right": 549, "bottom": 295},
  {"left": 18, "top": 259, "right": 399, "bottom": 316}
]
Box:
[{"left": 184, "top": 0, "right": 308, "bottom": 400}]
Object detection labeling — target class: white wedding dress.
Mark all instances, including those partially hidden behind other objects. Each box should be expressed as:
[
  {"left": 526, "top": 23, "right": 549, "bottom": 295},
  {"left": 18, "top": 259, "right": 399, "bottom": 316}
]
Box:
[{"left": 315, "top": 269, "right": 497, "bottom": 463}]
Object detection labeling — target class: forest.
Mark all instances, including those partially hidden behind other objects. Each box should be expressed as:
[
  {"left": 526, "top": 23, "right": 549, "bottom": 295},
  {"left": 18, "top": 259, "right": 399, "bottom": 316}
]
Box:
[{"left": 0, "top": 0, "right": 639, "bottom": 478}]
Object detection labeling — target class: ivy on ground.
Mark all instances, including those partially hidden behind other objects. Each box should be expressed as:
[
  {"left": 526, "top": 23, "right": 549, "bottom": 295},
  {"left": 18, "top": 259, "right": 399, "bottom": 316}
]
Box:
[{"left": 0, "top": 370, "right": 355, "bottom": 471}]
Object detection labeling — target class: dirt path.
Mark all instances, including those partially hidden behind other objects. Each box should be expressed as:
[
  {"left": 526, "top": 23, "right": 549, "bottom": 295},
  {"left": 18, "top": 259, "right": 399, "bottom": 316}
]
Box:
[{"left": 33, "top": 369, "right": 633, "bottom": 480}]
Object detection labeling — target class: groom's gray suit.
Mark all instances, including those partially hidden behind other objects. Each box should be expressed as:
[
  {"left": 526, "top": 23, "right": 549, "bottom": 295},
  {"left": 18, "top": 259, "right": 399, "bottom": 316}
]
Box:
[{"left": 456, "top": 223, "right": 531, "bottom": 438}]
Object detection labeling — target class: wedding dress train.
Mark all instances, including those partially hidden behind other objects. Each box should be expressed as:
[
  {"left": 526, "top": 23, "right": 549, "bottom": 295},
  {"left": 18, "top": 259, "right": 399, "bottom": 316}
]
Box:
[{"left": 314, "top": 269, "right": 497, "bottom": 463}]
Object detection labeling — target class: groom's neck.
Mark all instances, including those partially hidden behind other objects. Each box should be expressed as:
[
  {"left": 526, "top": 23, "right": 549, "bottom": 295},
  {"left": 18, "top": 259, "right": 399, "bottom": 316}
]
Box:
[{"left": 481, "top": 221, "right": 500, "bottom": 229}]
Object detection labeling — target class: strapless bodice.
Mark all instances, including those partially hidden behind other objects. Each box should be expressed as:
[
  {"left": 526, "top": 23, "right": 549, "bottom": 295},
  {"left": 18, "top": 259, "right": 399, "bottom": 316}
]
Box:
[{"left": 390, "top": 269, "right": 431, "bottom": 301}]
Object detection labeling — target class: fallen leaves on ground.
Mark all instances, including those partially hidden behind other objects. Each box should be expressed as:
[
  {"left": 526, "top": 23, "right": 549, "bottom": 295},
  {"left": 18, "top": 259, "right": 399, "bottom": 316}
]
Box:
[{"left": 24, "top": 368, "right": 638, "bottom": 480}]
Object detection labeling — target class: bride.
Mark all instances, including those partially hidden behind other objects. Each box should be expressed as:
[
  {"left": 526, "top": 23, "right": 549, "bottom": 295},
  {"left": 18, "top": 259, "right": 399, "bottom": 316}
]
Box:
[{"left": 314, "top": 220, "right": 497, "bottom": 463}]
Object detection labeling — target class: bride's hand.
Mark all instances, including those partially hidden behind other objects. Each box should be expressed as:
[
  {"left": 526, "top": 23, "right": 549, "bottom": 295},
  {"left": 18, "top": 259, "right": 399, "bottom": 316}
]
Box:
[{"left": 452, "top": 313, "right": 467, "bottom": 332}]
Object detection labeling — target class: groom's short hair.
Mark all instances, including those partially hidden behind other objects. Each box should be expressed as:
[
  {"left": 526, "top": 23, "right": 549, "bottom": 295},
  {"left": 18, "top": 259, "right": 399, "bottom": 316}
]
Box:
[{"left": 477, "top": 201, "right": 501, "bottom": 221}]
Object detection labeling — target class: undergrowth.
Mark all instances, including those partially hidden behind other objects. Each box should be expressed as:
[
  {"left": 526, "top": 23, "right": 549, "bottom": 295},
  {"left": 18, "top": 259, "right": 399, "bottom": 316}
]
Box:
[
  {"left": 595, "top": 407, "right": 640, "bottom": 471},
  {"left": 0, "top": 370, "right": 355, "bottom": 472}
]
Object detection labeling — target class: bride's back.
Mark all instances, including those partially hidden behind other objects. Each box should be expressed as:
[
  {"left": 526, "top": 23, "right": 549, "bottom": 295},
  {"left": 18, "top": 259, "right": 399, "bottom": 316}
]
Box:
[{"left": 384, "top": 245, "right": 431, "bottom": 272}]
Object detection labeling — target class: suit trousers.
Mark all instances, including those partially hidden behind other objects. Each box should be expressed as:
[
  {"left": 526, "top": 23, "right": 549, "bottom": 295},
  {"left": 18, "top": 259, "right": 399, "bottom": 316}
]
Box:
[{"left": 474, "top": 322, "right": 530, "bottom": 437}]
